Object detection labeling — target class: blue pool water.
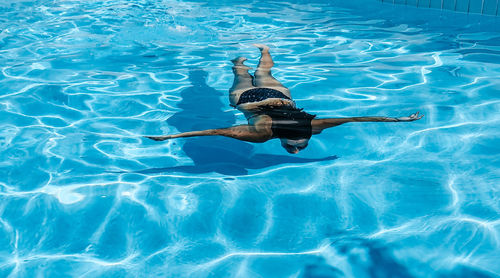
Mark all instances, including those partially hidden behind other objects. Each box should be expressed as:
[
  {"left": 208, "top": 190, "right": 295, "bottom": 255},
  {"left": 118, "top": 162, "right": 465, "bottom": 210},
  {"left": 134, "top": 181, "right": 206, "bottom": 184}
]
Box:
[{"left": 0, "top": 0, "right": 499, "bottom": 277}]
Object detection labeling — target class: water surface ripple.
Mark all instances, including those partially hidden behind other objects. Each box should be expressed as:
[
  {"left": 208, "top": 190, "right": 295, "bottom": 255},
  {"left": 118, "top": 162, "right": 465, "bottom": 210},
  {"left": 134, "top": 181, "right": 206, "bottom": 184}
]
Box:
[{"left": 0, "top": 0, "right": 499, "bottom": 277}]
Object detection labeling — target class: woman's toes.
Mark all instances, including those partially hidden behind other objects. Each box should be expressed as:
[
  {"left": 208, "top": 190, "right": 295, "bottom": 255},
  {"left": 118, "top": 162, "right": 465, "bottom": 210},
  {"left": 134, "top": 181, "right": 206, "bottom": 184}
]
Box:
[
  {"left": 253, "top": 43, "right": 270, "bottom": 52},
  {"left": 231, "top": 56, "right": 248, "bottom": 65}
]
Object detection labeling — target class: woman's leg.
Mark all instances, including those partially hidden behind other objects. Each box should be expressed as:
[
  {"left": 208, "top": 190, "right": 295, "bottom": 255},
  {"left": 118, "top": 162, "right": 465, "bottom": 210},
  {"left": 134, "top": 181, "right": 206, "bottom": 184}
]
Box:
[
  {"left": 229, "top": 57, "right": 255, "bottom": 107},
  {"left": 253, "top": 44, "right": 291, "bottom": 98}
]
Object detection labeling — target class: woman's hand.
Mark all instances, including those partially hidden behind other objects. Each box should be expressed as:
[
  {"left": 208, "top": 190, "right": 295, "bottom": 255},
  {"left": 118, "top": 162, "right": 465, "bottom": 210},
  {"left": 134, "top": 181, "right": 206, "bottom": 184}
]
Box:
[
  {"left": 395, "top": 112, "right": 424, "bottom": 122},
  {"left": 144, "top": 135, "right": 172, "bottom": 141}
]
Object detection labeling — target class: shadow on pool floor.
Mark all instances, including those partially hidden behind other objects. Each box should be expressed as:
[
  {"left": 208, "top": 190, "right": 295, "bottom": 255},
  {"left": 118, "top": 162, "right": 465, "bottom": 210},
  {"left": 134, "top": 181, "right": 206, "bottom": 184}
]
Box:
[{"left": 140, "top": 67, "right": 338, "bottom": 176}]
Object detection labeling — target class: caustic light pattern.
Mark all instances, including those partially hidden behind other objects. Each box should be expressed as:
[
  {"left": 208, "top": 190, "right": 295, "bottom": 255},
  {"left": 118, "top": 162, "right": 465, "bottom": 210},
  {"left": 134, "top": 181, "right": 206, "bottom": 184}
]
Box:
[{"left": 0, "top": 0, "right": 499, "bottom": 277}]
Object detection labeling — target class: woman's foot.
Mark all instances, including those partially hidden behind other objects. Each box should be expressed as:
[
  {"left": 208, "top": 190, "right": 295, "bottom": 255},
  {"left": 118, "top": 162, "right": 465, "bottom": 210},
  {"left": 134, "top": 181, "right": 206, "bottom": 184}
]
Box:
[
  {"left": 231, "top": 56, "right": 248, "bottom": 66},
  {"left": 253, "top": 43, "right": 270, "bottom": 53}
]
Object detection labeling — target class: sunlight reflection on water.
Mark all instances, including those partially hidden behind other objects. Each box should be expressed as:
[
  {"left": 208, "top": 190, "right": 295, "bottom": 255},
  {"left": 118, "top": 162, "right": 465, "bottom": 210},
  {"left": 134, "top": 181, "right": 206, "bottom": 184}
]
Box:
[{"left": 0, "top": 0, "right": 499, "bottom": 277}]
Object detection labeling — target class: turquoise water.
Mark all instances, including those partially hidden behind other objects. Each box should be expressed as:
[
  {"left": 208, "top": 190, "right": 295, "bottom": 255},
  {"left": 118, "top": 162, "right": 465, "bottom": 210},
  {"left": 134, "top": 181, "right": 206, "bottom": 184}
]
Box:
[{"left": 0, "top": 0, "right": 499, "bottom": 277}]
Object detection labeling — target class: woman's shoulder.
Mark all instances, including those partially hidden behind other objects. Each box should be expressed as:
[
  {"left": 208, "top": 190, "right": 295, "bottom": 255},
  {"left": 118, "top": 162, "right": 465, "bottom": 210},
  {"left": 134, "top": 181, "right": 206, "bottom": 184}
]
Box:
[{"left": 249, "top": 114, "right": 273, "bottom": 125}]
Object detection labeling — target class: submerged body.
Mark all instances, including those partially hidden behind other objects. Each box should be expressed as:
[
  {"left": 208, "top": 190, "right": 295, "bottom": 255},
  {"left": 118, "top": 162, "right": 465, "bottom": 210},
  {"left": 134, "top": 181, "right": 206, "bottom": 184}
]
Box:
[{"left": 147, "top": 44, "right": 423, "bottom": 153}]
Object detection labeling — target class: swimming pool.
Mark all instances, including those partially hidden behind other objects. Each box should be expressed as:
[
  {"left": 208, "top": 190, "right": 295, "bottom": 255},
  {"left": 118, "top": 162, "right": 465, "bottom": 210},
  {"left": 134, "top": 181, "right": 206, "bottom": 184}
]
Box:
[{"left": 0, "top": 0, "right": 499, "bottom": 276}]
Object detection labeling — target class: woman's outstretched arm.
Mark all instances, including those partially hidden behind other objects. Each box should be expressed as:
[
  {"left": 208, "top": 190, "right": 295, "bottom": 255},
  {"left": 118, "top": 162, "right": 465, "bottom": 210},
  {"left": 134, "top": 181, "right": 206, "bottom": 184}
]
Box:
[
  {"left": 311, "top": 112, "right": 423, "bottom": 134},
  {"left": 145, "top": 125, "right": 271, "bottom": 143}
]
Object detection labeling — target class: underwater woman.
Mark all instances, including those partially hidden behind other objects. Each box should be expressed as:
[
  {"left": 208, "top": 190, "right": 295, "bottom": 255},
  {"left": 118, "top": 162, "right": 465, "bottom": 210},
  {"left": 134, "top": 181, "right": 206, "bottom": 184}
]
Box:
[{"left": 146, "top": 44, "right": 423, "bottom": 154}]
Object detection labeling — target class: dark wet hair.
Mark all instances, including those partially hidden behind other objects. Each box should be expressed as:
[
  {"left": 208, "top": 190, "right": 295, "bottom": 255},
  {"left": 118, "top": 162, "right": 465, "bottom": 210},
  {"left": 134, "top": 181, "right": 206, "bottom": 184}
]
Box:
[{"left": 281, "top": 138, "right": 309, "bottom": 153}]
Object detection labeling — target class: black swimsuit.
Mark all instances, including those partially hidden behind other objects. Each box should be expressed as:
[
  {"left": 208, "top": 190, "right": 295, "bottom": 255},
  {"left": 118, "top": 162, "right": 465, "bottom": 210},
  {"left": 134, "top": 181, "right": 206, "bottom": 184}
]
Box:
[
  {"left": 236, "top": 88, "right": 291, "bottom": 105},
  {"left": 262, "top": 106, "right": 315, "bottom": 140},
  {"left": 237, "top": 88, "right": 315, "bottom": 140}
]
